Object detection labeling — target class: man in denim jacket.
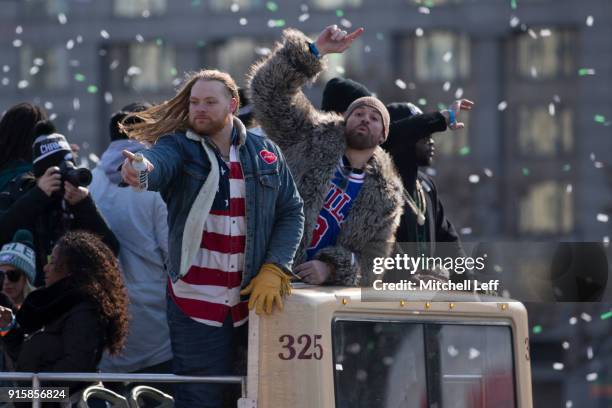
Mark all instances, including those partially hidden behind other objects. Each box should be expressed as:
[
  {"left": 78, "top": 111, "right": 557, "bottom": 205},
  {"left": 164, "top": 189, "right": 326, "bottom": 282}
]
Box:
[{"left": 121, "top": 69, "right": 303, "bottom": 408}]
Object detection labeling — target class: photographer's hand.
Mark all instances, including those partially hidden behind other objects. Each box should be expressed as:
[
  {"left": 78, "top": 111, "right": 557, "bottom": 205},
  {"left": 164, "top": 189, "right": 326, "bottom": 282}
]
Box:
[
  {"left": 36, "top": 166, "right": 62, "bottom": 197},
  {"left": 64, "top": 182, "right": 89, "bottom": 205}
]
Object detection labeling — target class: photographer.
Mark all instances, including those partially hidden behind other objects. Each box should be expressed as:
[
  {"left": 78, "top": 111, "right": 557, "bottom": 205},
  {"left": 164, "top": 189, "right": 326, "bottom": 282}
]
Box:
[{"left": 0, "top": 121, "right": 119, "bottom": 286}]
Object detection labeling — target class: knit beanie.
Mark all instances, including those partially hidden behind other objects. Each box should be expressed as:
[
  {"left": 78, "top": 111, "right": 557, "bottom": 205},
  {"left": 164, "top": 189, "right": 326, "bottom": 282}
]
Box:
[
  {"left": 344, "top": 96, "right": 391, "bottom": 140},
  {"left": 0, "top": 230, "right": 36, "bottom": 285},
  {"left": 31, "top": 121, "right": 73, "bottom": 178},
  {"left": 321, "top": 77, "right": 372, "bottom": 114}
]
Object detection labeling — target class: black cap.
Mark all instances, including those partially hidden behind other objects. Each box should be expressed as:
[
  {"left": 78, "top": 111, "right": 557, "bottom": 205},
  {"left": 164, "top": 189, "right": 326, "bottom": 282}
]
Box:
[{"left": 321, "top": 77, "right": 372, "bottom": 114}]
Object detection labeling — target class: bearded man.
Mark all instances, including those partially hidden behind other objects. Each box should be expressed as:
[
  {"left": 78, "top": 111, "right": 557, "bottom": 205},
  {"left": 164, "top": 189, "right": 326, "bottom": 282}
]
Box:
[{"left": 249, "top": 26, "right": 403, "bottom": 286}]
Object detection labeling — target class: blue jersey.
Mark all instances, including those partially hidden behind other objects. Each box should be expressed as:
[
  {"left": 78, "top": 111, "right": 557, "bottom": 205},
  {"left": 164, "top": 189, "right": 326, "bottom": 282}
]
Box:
[{"left": 306, "top": 157, "right": 364, "bottom": 260}]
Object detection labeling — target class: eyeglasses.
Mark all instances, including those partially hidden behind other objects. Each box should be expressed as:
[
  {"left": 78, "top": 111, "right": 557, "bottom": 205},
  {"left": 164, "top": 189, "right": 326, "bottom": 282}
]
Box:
[{"left": 0, "top": 269, "right": 23, "bottom": 283}]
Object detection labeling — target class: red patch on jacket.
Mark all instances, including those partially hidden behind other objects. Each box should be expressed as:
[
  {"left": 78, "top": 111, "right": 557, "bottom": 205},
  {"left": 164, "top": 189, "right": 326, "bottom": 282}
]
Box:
[{"left": 259, "top": 149, "right": 277, "bottom": 164}]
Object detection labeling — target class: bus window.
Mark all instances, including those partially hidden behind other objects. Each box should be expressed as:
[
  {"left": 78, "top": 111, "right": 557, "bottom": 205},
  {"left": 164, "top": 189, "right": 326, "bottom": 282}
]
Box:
[
  {"left": 425, "top": 324, "right": 516, "bottom": 408},
  {"left": 332, "top": 320, "right": 428, "bottom": 408}
]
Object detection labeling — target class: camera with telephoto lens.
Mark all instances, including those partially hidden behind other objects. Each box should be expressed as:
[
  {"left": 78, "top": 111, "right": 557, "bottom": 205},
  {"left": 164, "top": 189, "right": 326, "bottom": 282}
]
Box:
[{"left": 58, "top": 160, "right": 92, "bottom": 187}]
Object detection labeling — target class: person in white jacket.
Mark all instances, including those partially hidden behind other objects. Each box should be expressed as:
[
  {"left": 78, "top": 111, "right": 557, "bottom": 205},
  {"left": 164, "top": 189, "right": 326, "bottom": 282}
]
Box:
[{"left": 89, "top": 103, "right": 173, "bottom": 385}]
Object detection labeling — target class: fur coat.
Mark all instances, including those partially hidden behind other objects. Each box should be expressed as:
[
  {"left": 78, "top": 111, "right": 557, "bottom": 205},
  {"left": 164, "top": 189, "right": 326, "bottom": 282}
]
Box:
[{"left": 249, "top": 28, "right": 403, "bottom": 286}]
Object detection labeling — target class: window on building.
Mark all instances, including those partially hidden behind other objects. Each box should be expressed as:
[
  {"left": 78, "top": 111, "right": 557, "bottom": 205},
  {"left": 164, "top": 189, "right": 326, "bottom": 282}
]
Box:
[
  {"left": 109, "top": 43, "right": 175, "bottom": 91},
  {"left": 518, "top": 105, "right": 573, "bottom": 156},
  {"left": 19, "top": 45, "right": 69, "bottom": 90},
  {"left": 113, "top": 0, "right": 166, "bottom": 17},
  {"left": 208, "top": 0, "right": 264, "bottom": 12},
  {"left": 311, "top": 0, "right": 362, "bottom": 10},
  {"left": 519, "top": 181, "right": 573, "bottom": 234},
  {"left": 515, "top": 29, "right": 575, "bottom": 79},
  {"left": 412, "top": 31, "right": 470, "bottom": 81}
]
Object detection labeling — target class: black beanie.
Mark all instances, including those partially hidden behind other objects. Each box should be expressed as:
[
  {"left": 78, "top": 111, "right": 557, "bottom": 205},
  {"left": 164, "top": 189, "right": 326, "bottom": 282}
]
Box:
[
  {"left": 109, "top": 102, "right": 151, "bottom": 142},
  {"left": 387, "top": 102, "right": 423, "bottom": 123},
  {"left": 31, "top": 121, "right": 73, "bottom": 177},
  {"left": 321, "top": 77, "right": 372, "bottom": 114}
]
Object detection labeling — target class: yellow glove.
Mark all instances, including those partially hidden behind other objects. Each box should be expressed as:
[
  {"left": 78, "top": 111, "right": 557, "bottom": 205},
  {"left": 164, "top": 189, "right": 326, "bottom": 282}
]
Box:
[{"left": 240, "top": 263, "right": 292, "bottom": 315}]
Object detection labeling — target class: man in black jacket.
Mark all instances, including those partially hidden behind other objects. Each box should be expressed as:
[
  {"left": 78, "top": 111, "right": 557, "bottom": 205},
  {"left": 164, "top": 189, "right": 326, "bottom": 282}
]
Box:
[{"left": 0, "top": 121, "right": 119, "bottom": 285}]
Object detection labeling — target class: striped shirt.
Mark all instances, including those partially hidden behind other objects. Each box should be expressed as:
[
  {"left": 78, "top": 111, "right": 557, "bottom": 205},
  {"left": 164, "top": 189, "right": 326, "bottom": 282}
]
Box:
[{"left": 169, "top": 131, "right": 248, "bottom": 327}]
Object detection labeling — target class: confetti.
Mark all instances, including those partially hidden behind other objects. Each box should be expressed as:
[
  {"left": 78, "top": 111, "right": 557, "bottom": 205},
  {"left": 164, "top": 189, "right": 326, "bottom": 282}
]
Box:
[
  {"left": 15, "top": 25, "right": 23, "bottom": 34},
  {"left": 540, "top": 29, "right": 551, "bottom": 37},
  {"left": 100, "top": 30, "right": 110, "bottom": 40},
  {"left": 109, "top": 60, "right": 120, "bottom": 70},
  {"left": 415, "top": 28, "right": 424, "bottom": 37},
  {"left": 395, "top": 79, "right": 407, "bottom": 90},
  {"left": 586, "top": 372, "right": 597, "bottom": 382},
  {"left": 382, "top": 357, "right": 394, "bottom": 366},
  {"left": 484, "top": 168, "right": 493, "bottom": 177},
  {"left": 266, "top": 1, "right": 278, "bottom": 12},
  {"left": 443, "top": 51, "right": 452, "bottom": 62},
  {"left": 553, "top": 94, "right": 561, "bottom": 103},
  {"left": 104, "top": 92, "right": 113, "bottom": 104},
  {"left": 1, "top": 78, "right": 8, "bottom": 86},
  {"left": 603, "top": 236, "right": 610, "bottom": 246},
  {"left": 340, "top": 18, "right": 352, "bottom": 28},
  {"left": 530, "top": 66, "right": 538, "bottom": 78},
  {"left": 142, "top": 9, "right": 150, "bottom": 18},
  {"left": 498, "top": 101, "right": 508, "bottom": 111},
  {"left": 468, "top": 174, "right": 480, "bottom": 184},
  {"left": 578, "top": 68, "right": 596, "bottom": 76},
  {"left": 562, "top": 341, "right": 570, "bottom": 350},
  {"left": 300, "top": 4, "right": 308, "bottom": 12},
  {"left": 376, "top": 32, "right": 384, "bottom": 41},
  {"left": 566, "top": 184, "right": 572, "bottom": 194},
  {"left": 170, "top": 67, "right": 178, "bottom": 76},
  {"left": 569, "top": 316, "right": 577, "bottom": 325},
  {"left": 454, "top": 88, "right": 463, "bottom": 99},
  {"left": 566, "top": 401, "right": 573, "bottom": 408},
  {"left": 156, "top": 38, "right": 163, "bottom": 46},
  {"left": 87, "top": 85, "right": 98, "bottom": 94},
  {"left": 600, "top": 311, "right": 612, "bottom": 320},
  {"left": 532, "top": 325, "right": 542, "bottom": 334},
  {"left": 230, "top": 3, "right": 240, "bottom": 12},
  {"left": 43, "top": 101, "right": 53, "bottom": 110},
  {"left": 510, "top": 0, "right": 517, "bottom": 10},
  {"left": 267, "top": 19, "right": 285, "bottom": 28},
  {"left": 49, "top": 113, "right": 57, "bottom": 121},
  {"left": 58, "top": 13, "right": 67, "bottom": 24},
  {"left": 522, "top": 168, "right": 529, "bottom": 176},
  {"left": 363, "top": 45, "right": 371, "bottom": 53},
  {"left": 528, "top": 29, "right": 538, "bottom": 39},
  {"left": 417, "top": 98, "right": 427, "bottom": 106},
  {"left": 73, "top": 98, "right": 80, "bottom": 110},
  {"left": 562, "top": 164, "right": 571, "bottom": 172},
  {"left": 76, "top": 35, "right": 83, "bottom": 44},
  {"left": 553, "top": 362, "right": 564, "bottom": 370},
  {"left": 67, "top": 118, "right": 75, "bottom": 132},
  {"left": 255, "top": 47, "right": 271, "bottom": 56},
  {"left": 581, "top": 313, "right": 592, "bottom": 322},
  {"left": 12, "top": 39, "right": 22, "bottom": 48},
  {"left": 127, "top": 66, "right": 142, "bottom": 76},
  {"left": 459, "top": 146, "right": 470, "bottom": 156},
  {"left": 2, "top": 65, "right": 9, "bottom": 73},
  {"left": 298, "top": 13, "right": 309, "bottom": 22},
  {"left": 33, "top": 58, "right": 44, "bottom": 66},
  {"left": 335, "top": 66, "right": 345, "bottom": 74},
  {"left": 356, "top": 369, "right": 367, "bottom": 381},
  {"left": 468, "top": 348, "right": 480, "bottom": 359},
  {"left": 335, "top": 364, "right": 343, "bottom": 371},
  {"left": 460, "top": 227, "right": 472, "bottom": 235},
  {"left": 66, "top": 39, "right": 75, "bottom": 50},
  {"left": 135, "top": 34, "right": 144, "bottom": 43},
  {"left": 586, "top": 16, "right": 594, "bottom": 26},
  {"left": 418, "top": 7, "right": 430, "bottom": 14},
  {"left": 594, "top": 114, "right": 606, "bottom": 123},
  {"left": 336, "top": 9, "right": 344, "bottom": 17},
  {"left": 509, "top": 16, "right": 520, "bottom": 28},
  {"left": 443, "top": 81, "right": 451, "bottom": 91},
  {"left": 447, "top": 345, "right": 459, "bottom": 357},
  {"left": 596, "top": 214, "right": 609, "bottom": 223},
  {"left": 74, "top": 73, "right": 86, "bottom": 82},
  {"left": 238, "top": 17, "right": 248, "bottom": 25},
  {"left": 549, "top": 103, "right": 555, "bottom": 116},
  {"left": 29, "top": 66, "right": 39, "bottom": 75}
]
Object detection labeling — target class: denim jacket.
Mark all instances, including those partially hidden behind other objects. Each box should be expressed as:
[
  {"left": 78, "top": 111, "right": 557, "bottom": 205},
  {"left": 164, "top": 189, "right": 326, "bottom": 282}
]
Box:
[{"left": 141, "top": 118, "right": 304, "bottom": 288}]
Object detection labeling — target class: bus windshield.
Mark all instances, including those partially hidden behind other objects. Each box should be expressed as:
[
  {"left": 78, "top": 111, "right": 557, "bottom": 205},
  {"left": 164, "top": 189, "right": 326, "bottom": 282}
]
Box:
[{"left": 332, "top": 319, "right": 516, "bottom": 408}]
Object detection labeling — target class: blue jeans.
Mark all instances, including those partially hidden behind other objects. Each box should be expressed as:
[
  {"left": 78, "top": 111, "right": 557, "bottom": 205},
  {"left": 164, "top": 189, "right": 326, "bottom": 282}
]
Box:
[{"left": 166, "top": 295, "right": 246, "bottom": 408}]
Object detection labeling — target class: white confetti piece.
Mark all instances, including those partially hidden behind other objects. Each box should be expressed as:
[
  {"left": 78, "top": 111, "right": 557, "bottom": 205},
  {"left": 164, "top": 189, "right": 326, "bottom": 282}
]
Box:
[
  {"left": 443, "top": 81, "right": 451, "bottom": 91},
  {"left": 590, "top": 153, "right": 596, "bottom": 161},
  {"left": 581, "top": 313, "right": 592, "bottom": 322},
  {"left": 127, "top": 66, "right": 142, "bottom": 76},
  {"left": 67, "top": 118, "right": 75, "bottom": 132},
  {"left": 587, "top": 346, "right": 593, "bottom": 360},
  {"left": 418, "top": 6, "right": 430, "bottom": 14},
  {"left": 364, "top": 45, "right": 371, "bottom": 53},
  {"left": 110, "top": 60, "right": 120, "bottom": 70},
  {"left": 469, "top": 348, "right": 480, "bottom": 360},
  {"left": 239, "top": 18, "right": 247, "bottom": 26},
  {"left": 528, "top": 29, "right": 538, "bottom": 39},
  {"left": 335, "top": 364, "right": 343, "bottom": 371},
  {"left": 298, "top": 13, "right": 309, "bottom": 22},
  {"left": 15, "top": 25, "right": 23, "bottom": 34},
  {"left": 76, "top": 35, "right": 83, "bottom": 44},
  {"left": 340, "top": 18, "right": 352, "bottom": 28},
  {"left": 230, "top": 3, "right": 240, "bottom": 12},
  {"left": 460, "top": 227, "right": 472, "bottom": 235},
  {"left": 597, "top": 214, "right": 609, "bottom": 223},
  {"left": 395, "top": 79, "right": 407, "bottom": 90},
  {"left": 566, "top": 184, "right": 572, "bottom": 194},
  {"left": 566, "top": 401, "right": 573, "bottom": 408},
  {"left": 553, "top": 362, "right": 564, "bottom": 370},
  {"left": 586, "top": 372, "right": 597, "bottom": 382},
  {"left": 548, "top": 103, "right": 555, "bottom": 116},
  {"left": 447, "top": 345, "right": 459, "bottom": 357},
  {"left": 100, "top": 30, "right": 110, "bottom": 39},
  {"left": 603, "top": 236, "right": 609, "bottom": 246},
  {"left": 509, "top": 16, "right": 520, "bottom": 27},
  {"left": 1, "top": 78, "right": 9, "bottom": 86},
  {"left": 562, "top": 341, "right": 570, "bottom": 350},
  {"left": 468, "top": 174, "right": 480, "bottom": 184},
  {"left": 484, "top": 168, "right": 494, "bottom": 177},
  {"left": 12, "top": 39, "right": 22, "bottom": 48},
  {"left": 255, "top": 47, "right": 271, "bottom": 56},
  {"left": 498, "top": 101, "right": 508, "bottom": 111},
  {"left": 540, "top": 29, "right": 551, "bottom": 37},
  {"left": 66, "top": 39, "right": 75, "bottom": 50},
  {"left": 2, "top": 65, "right": 9, "bottom": 73},
  {"left": 142, "top": 9, "right": 150, "bottom": 18},
  {"left": 58, "top": 13, "right": 67, "bottom": 24},
  {"left": 33, "top": 58, "right": 44, "bottom": 66},
  {"left": 594, "top": 162, "right": 603, "bottom": 169},
  {"left": 44, "top": 101, "right": 53, "bottom": 110},
  {"left": 586, "top": 16, "right": 594, "bottom": 26},
  {"left": 88, "top": 153, "right": 100, "bottom": 164},
  {"left": 443, "top": 51, "right": 452, "bottom": 62},
  {"left": 569, "top": 317, "right": 577, "bottom": 325},
  {"left": 454, "top": 88, "right": 463, "bottom": 99},
  {"left": 415, "top": 28, "right": 424, "bottom": 37},
  {"left": 49, "top": 113, "right": 57, "bottom": 121},
  {"left": 104, "top": 92, "right": 113, "bottom": 104},
  {"left": 73, "top": 98, "right": 80, "bottom": 111},
  {"left": 300, "top": 4, "right": 308, "bottom": 12},
  {"left": 135, "top": 34, "right": 144, "bottom": 43},
  {"left": 17, "top": 80, "right": 29, "bottom": 89},
  {"left": 383, "top": 357, "right": 394, "bottom": 365},
  {"left": 29, "top": 66, "right": 40, "bottom": 75},
  {"left": 530, "top": 66, "right": 538, "bottom": 78},
  {"left": 553, "top": 95, "right": 561, "bottom": 103},
  {"left": 335, "top": 66, "right": 345, "bottom": 74}
]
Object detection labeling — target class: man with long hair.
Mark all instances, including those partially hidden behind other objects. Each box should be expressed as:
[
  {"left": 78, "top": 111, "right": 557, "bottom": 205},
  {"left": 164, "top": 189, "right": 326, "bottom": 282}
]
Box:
[
  {"left": 249, "top": 26, "right": 404, "bottom": 286},
  {"left": 121, "top": 69, "right": 304, "bottom": 407}
]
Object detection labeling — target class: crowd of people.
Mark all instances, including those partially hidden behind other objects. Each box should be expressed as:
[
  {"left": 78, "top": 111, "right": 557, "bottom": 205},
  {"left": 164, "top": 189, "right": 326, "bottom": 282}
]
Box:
[{"left": 0, "top": 25, "right": 472, "bottom": 407}]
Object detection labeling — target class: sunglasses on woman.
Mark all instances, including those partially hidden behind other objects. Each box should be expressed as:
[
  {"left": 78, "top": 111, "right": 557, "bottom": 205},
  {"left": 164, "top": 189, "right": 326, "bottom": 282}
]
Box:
[{"left": 0, "top": 269, "right": 23, "bottom": 283}]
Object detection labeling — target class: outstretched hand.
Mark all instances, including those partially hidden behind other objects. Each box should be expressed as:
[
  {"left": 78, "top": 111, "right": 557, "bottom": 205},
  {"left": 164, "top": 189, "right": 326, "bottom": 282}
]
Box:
[
  {"left": 443, "top": 99, "right": 474, "bottom": 130},
  {"left": 315, "top": 25, "right": 364, "bottom": 56}
]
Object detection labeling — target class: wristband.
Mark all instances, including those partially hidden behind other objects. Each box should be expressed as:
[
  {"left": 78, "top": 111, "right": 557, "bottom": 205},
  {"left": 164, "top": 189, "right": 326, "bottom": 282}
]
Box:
[
  {"left": 308, "top": 42, "right": 321, "bottom": 59},
  {"left": 0, "top": 314, "right": 16, "bottom": 332},
  {"left": 449, "top": 109, "right": 456, "bottom": 126}
]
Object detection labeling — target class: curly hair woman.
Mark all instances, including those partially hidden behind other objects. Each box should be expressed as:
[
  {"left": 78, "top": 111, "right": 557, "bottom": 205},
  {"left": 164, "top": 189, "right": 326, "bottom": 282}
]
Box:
[{"left": 0, "top": 231, "right": 129, "bottom": 402}]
